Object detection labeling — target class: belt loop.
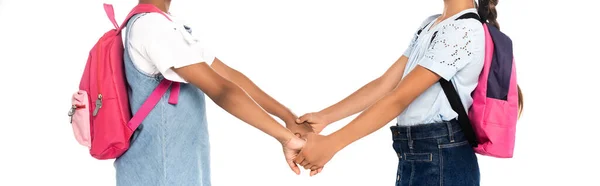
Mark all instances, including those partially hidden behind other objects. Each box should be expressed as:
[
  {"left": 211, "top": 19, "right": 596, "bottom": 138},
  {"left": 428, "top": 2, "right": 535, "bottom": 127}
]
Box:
[
  {"left": 407, "top": 127, "right": 414, "bottom": 150},
  {"left": 446, "top": 122, "right": 455, "bottom": 142}
]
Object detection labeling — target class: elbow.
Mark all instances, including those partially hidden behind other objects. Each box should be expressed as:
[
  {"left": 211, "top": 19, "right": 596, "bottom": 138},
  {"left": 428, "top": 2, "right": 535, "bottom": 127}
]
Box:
[
  {"left": 389, "top": 90, "right": 411, "bottom": 110},
  {"left": 208, "top": 81, "right": 240, "bottom": 107},
  {"left": 367, "top": 77, "right": 385, "bottom": 92},
  {"left": 376, "top": 76, "right": 399, "bottom": 93},
  {"left": 371, "top": 77, "right": 383, "bottom": 86},
  {"left": 202, "top": 77, "right": 229, "bottom": 101}
]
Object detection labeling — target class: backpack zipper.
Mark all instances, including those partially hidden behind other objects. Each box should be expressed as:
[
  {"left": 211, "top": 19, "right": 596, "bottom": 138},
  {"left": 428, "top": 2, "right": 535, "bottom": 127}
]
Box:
[
  {"left": 68, "top": 104, "right": 87, "bottom": 123},
  {"left": 93, "top": 94, "right": 103, "bottom": 116},
  {"left": 94, "top": 40, "right": 104, "bottom": 117}
]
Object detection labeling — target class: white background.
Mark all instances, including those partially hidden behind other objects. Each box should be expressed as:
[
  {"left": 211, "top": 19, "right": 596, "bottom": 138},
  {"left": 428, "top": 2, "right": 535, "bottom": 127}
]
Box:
[{"left": 1, "top": 0, "right": 599, "bottom": 185}]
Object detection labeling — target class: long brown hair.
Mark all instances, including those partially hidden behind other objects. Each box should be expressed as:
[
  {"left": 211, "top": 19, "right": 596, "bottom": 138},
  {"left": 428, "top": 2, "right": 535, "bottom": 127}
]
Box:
[{"left": 477, "top": 0, "right": 523, "bottom": 117}]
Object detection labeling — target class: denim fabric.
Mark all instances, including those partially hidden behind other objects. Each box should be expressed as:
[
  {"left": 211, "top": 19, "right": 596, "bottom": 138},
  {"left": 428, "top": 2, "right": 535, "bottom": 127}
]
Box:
[
  {"left": 114, "top": 13, "right": 211, "bottom": 186},
  {"left": 390, "top": 120, "right": 479, "bottom": 186}
]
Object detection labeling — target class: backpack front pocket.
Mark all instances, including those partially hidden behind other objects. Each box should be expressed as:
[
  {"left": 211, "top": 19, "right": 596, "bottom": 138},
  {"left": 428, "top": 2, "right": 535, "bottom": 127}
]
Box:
[{"left": 69, "top": 90, "right": 92, "bottom": 149}]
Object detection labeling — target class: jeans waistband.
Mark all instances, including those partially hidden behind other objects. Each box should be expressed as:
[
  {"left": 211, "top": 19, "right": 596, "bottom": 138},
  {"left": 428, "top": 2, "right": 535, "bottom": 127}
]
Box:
[{"left": 390, "top": 119, "right": 462, "bottom": 140}]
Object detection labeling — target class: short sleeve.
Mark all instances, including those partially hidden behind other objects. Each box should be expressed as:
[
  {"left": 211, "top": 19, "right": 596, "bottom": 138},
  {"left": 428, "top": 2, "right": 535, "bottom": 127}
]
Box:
[
  {"left": 402, "top": 31, "right": 418, "bottom": 58},
  {"left": 417, "top": 20, "right": 484, "bottom": 80},
  {"left": 133, "top": 13, "right": 210, "bottom": 82}
]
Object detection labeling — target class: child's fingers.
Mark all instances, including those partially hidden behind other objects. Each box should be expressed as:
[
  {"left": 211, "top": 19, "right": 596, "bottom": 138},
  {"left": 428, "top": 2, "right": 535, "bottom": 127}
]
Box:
[
  {"left": 310, "top": 169, "right": 318, "bottom": 176},
  {"left": 296, "top": 113, "right": 312, "bottom": 124},
  {"left": 310, "top": 167, "right": 323, "bottom": 176},
  {"left": 300, "top": 159, "right": 311, "bottom": 167},
  {"left": 302, "top": 162, "right": 312, "bottom": 170},
  {"left": 287, "top": 159, "right": 301, "bottom": 175},
  {"left": 294, "top": 154, "right": 306, "bottom": 165}
]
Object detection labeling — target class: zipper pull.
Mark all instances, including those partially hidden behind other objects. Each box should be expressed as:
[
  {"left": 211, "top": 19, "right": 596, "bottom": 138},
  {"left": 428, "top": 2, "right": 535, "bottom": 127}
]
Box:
[
  {"left": 93, "top": 94, "right": 103, "bottom": 116},
  {"left": 68, "top": 105, "right": 76, "bottom": 123}
]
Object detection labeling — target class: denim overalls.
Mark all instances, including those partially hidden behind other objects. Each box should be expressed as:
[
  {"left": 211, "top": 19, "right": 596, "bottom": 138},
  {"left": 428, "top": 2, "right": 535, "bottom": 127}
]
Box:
[{"left": 114, "top": 13, "right": 211, "bottom": 186}]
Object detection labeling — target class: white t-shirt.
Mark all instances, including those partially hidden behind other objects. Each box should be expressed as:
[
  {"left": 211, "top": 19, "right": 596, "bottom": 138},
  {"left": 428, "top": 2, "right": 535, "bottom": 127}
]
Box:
[
  {"left": 122, "top": 13, "right": 215, "bottom": 83},
  {"left": 396, "top": 8, "right": 485, "bottom": 126}
]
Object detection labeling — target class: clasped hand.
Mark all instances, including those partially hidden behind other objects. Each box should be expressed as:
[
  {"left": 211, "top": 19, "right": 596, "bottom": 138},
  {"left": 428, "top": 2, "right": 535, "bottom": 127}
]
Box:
[{"left": 283, "top": 112, "right": 342, "bottom": 176}]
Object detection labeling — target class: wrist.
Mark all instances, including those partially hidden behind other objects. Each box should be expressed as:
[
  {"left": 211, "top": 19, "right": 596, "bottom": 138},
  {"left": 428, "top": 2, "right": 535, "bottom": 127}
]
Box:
[
  {"left": 284, "top": 119, "right": 297, "bottom": 127},
  {"left": 276, "top": 129, "right": 296, "bottom": 145},
  {"left": 279, "top": 109, "right": 297, "bottom": 125},
  {"left": 318, "top": 110, "right": 334, "bottom": 125},
  {"left": 327, "top": 132, "right": 350, "bottom": 152}
]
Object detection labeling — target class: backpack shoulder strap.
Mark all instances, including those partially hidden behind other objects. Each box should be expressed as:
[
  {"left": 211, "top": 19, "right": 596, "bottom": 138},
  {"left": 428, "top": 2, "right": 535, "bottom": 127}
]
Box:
[
  {"left": 439, "top": 79, "right": 478, "bottom": 147},
  {"left": 438, "top": 12, "right": 482, "bottom": 147},
  {"left": 123, "top": 3, "right": 172, "bottom": 23},
  {"left": 417, "top": 22, "right": 431, "bottom": 36},
  {"left": 99, "top": 4, "right": 180, "bottom": 130},
  {"left": 456, "top": 12, "right": 481, "bottom": 22},
  {"left": 101, "top": 3, "right": 172, "bottom": 34},
  {"left": 127, "top": 79, "right": 179, "bottom": 130}
]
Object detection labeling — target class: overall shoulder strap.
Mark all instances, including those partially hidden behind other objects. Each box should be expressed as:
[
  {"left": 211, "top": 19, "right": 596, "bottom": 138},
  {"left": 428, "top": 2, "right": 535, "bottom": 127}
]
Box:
[{"left": 438, "top": 12, "right": 483, "bottom": 147}]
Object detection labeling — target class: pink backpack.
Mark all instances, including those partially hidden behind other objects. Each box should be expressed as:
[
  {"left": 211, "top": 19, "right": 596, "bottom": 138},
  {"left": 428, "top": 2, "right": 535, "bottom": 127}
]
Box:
[
  {"left": 68, "top": 3, "right": 181, "bottom": 160},
  {"left": 436, "top": 13, "right": 519, "bottom": 158}
]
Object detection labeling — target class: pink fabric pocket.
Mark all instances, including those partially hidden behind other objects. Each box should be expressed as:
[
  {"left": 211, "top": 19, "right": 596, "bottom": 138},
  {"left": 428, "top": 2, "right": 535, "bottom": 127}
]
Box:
[{"left": 70, "top": 90, "right": 91, "bottom": 149}]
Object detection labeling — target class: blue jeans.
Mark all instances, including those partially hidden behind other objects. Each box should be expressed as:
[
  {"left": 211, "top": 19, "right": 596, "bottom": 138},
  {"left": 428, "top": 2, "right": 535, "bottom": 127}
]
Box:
[{"left": 390, "top": 120, "right": 480, "bottom": 186}]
